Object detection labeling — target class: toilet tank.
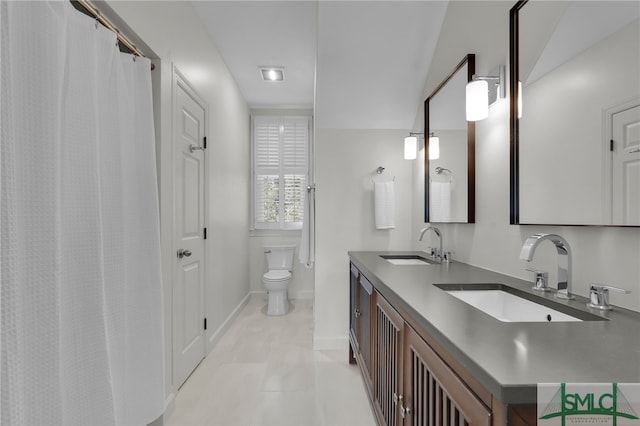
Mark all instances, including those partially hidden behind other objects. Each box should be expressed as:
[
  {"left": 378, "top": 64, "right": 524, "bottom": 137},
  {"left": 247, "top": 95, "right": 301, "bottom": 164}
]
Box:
[{"left": 265, "top": 245, "right": 296, "bottom": 271}]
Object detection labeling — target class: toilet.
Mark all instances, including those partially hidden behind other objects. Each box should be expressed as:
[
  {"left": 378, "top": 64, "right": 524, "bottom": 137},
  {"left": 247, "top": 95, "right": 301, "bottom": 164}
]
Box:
[{"left": 263, "top": 245, "right": 296, "bottom": 315}]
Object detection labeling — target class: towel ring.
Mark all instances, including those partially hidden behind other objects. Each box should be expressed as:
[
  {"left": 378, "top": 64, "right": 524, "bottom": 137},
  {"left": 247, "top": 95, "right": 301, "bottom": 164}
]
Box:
[
  {"left": 371, "top": 166, "right": 395, "bottom": 184},
  {"left": 434, "top": 166, "right": 453, "bottom": 183}
]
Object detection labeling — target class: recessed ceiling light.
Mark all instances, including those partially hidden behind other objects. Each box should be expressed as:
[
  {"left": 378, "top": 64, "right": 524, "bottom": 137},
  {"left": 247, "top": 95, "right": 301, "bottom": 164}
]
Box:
[{"left": 260, "top": 67, "right": 284, "bottom": 82}]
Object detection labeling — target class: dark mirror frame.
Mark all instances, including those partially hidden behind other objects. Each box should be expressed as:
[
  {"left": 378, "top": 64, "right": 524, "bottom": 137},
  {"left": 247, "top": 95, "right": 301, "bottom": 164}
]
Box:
[
  {"left": 509, "top": 1, "right": 525, "bottom": 225},
  {"left": 424, "top": 53, "right": 476, "bottom": 223},
  {"left": 509, "top": 0, "right": 640, "bottom": 227}
]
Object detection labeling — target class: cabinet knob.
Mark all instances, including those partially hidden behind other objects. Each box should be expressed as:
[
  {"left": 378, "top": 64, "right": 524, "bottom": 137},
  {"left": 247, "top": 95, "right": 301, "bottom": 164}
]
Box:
[{"left": 401, "top": 405, "right": 411, "bottom": 418}]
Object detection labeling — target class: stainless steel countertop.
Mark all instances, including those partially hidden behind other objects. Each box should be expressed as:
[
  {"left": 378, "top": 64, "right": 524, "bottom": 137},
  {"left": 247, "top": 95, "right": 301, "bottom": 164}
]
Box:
[{"left": 348, "top": 251, "right": 640, "bottom": 404}]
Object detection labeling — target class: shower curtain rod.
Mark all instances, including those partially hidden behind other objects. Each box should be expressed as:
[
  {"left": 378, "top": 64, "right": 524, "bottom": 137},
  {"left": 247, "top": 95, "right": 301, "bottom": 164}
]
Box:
[{"left": 74, "top": 0, "right": 153, "bottom": 70}]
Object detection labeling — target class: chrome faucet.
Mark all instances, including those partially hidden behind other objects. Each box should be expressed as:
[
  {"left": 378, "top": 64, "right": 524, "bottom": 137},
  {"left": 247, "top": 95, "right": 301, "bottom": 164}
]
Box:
[
  {"left": 519, "top": 233, "right": 574, "bottom": 299},
  {"left": 419, "top": 226, "right": 442, "bottom": 260}
]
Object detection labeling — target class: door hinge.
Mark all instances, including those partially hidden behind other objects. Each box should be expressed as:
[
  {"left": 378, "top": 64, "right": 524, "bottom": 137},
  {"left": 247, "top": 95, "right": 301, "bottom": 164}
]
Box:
[
  {"left": 610, "top": 139, "right": 614, "bottom": 151},
  {"left": 203, "top": 136, "right": 207, "bottom": 149},
  {"left": 204, "top": 318, "right": 207, "bottom": 330},
  {"left": 204, "top": 227, "right": 207, "bottom": 239}
]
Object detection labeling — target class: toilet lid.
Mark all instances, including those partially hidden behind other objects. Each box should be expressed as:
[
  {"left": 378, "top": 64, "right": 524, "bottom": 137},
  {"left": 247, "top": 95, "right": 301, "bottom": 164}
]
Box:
[{"left": 264, "top": 270, "right": 291, "bottom": 281}]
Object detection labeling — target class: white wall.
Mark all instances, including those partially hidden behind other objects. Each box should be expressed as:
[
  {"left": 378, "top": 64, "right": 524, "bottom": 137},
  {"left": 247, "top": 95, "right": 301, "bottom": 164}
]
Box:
[
  {"left": 411, "top": 1, "right": 640, "bottom": 312},
  {"left": 313, "top": 129, "right": 413, "bottom": 349},
  {"left": 103, "top": 0, "right": 251, "bottom": 416}
]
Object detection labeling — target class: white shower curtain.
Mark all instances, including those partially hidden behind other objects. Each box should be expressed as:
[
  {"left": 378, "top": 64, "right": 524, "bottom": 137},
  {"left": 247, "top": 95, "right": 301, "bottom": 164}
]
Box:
[{"left": 1, "top": 2, "right": 165, "bottom": 425}]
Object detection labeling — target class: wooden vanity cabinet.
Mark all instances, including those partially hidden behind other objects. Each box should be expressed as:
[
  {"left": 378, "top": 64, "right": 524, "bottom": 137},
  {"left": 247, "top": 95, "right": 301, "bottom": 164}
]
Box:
[{"left": 350, "top": 263, "right": 494, "bottom": 426}]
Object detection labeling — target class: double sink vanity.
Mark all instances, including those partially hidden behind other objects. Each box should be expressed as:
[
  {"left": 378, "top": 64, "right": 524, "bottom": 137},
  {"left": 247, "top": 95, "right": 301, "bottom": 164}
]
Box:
[{"left": 348, "top": 249, "right": 640, "bottom": 426}]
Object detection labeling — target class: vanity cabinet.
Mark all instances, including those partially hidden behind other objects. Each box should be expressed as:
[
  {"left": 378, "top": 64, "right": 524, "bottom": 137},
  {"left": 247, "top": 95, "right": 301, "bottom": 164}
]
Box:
[{"left": 350, "top": 263, "right": 494, "bottom": 426}]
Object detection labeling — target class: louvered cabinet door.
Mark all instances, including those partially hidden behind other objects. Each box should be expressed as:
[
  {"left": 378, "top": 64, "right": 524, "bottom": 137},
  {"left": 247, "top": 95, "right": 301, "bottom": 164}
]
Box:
[
  {"left": 358, "top": 275, "right": 373, "bottom": 380},
  {"left": 374, "top": 294, "right": 405, "bottom": 426},
  {"left": 404, "top": 326, "right": 491, "bottom": 426},
  {"left": 349, "top": 264, "right": 360, "bottom": 361}
]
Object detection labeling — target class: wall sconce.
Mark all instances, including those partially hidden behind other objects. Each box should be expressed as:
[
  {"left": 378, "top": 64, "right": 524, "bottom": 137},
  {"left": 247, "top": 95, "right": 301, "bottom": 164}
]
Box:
[
  {"left": 404, "top": 132, "right": 440, "bottom": 160},
  {"left": 428, "top": 133, "right": 440, "bottom": 160},
  {"left": 466, "top": 65, "right": 505, "bottom": 121},
  {"left": 404, "top": 135, "right": 418, "bottom": 160}
]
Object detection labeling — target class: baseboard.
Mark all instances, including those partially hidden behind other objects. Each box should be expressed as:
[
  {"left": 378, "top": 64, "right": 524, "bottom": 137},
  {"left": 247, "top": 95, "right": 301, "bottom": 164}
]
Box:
[
  {"left": 250, "top": 289, "right": 314, "bottom": 300},
  {"left": 207, "top": 293, "right": 251, "bottom": 349},
  {"left": 291, "top": 289, "right": 314, "bottom": 300},
  {"left": 155, "top": 392, "right": 174, "bottom": 426},
  {"left": 249, "top": 290, "right": 267, "bottom": 300},
  {"left": 313, "top": 335, "right": 349, "bottom": 351}
]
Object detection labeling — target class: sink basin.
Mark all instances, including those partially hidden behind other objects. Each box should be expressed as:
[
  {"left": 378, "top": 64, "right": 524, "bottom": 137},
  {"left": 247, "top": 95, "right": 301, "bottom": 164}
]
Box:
[
  {"left": 380, "top": 255, "right": 438, "bottom": 265},
  {"left": 435, "top": 283, "right": 605, "bottom": 322}
]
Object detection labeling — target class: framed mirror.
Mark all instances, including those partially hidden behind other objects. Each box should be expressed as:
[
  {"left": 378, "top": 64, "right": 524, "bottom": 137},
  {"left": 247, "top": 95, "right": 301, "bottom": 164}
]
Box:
[
  {"left": 424, "top": 54, "right": 476, "bottom": 223},
  {"left": 510, "top": 0, "right": 640, "bottom": 226}
]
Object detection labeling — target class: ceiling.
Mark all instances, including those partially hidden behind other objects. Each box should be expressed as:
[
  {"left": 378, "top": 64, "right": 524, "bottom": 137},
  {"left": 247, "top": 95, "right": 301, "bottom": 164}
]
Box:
[
  {"left": 192, "top": 1, "right": 448, "bottom": 130},
  {"left": 523, "top": 0, "right": 640, "bottom": 86}
]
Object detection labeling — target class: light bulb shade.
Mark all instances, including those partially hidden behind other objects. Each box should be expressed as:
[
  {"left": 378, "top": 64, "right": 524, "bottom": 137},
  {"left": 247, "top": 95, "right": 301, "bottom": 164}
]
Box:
[
  {"left": 428, "top": 136, "right": 440, "bottom": 160},
  {"left": 466, "top": 80, "right": 489, "bottom": 121},
  {"left": 404, "top": 136, "right": 418, "bottom": 160}
]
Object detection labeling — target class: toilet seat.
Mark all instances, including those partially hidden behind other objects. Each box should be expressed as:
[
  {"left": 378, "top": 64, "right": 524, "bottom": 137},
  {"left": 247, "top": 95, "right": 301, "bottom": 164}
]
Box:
[{"left": 263, "top": 270, "right": 291, "bottom": 281}]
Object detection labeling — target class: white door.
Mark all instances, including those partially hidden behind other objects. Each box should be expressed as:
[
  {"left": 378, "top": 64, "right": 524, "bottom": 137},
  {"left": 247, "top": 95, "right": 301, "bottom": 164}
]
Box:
[
  {"left": 612, "top": 104, "right": 640, "bottom": 225},
  {"left": 173, "top": 72, "right": 207, "bottom": 389}
]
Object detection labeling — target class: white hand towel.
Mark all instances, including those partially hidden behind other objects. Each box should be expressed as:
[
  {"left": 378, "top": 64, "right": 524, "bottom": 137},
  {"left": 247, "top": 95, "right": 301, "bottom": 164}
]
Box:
[
  {"left": 430, "top": 181, "right": 451, "bottom": 222},
  {"left": 374, "top": 181, "right": 396, "bottom": 229}
]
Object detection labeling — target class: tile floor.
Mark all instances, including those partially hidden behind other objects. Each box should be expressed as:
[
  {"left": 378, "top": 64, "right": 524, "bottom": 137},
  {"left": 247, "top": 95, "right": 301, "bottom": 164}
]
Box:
[{"left": 166, "top": 297, "right": 376, "bottom": 426}]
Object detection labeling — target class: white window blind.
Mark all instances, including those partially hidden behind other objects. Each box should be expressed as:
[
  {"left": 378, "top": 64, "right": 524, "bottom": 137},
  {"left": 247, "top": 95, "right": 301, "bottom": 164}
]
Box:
[{"left": 253, "top": 116, "right": 310, "bottom": 230}]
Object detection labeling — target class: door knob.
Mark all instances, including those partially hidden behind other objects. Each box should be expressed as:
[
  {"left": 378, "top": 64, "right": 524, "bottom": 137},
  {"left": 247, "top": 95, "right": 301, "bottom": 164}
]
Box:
[
  {"left": 189, "top": 144, "right": 205, "bottom": 153},
  {"left": 177, "top": 248, "right": 192, "bottom": 259}
]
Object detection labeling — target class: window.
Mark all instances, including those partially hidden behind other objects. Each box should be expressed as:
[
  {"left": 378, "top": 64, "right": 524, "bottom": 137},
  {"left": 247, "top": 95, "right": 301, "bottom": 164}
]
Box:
[{"left": 252, "top": 115, "right": 310, "bottom": 230}]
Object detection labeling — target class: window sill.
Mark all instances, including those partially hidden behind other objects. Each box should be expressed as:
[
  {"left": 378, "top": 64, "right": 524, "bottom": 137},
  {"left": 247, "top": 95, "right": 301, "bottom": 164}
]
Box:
[{"left": 249, "top": 229, "right": 302, "bottom": 238}]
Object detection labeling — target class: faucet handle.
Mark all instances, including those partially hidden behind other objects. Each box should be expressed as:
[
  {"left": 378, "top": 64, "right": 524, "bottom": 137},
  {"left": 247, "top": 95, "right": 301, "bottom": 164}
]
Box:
[
  {"left": 587, "top": 284, "right": 631, "bottom": 311},
  {"left": 526, "top": 268, "right": 550, "bottom": 292}
]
